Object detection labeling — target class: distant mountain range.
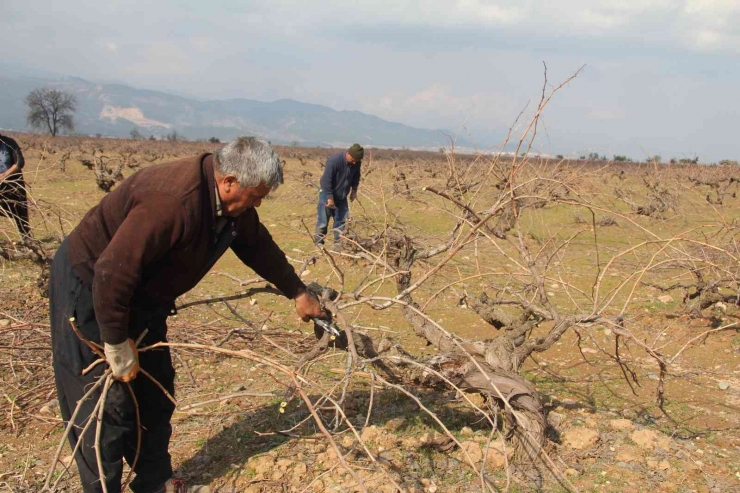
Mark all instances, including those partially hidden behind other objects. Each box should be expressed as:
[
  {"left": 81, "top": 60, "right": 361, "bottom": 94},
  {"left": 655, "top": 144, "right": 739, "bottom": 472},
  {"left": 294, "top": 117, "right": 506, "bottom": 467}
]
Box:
[{"left": 0, "top": 73, "right": 470, "bottom": 149}]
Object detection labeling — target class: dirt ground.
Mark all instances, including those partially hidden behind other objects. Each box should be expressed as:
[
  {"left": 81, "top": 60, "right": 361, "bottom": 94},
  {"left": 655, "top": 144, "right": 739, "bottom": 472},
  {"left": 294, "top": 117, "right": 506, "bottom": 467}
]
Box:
[{"left": 1, "top": 134, "right": 739, "bottom": 492}]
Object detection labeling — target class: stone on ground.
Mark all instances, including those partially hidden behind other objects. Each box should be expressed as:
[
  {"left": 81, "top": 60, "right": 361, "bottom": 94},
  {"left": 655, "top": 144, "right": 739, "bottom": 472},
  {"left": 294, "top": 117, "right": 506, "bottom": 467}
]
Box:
[
  {"left": 615, "top": 445, "right": 643, "bottom": 462},
  {"left": 609, "top": 418, "right": 635, "bottom": 431},
  {"left": 630, "top": 429, "right": 658, "bottom": 450},
  {"left": 563, "top": 427, "right": 600, "bottom": 450}
]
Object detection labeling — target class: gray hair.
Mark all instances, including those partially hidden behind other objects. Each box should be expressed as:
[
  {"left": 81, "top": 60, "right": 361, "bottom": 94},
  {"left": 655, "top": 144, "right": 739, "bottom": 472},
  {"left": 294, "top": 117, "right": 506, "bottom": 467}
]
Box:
[{"left": 215, "top": 136, "right": 284, "bottom": 190}]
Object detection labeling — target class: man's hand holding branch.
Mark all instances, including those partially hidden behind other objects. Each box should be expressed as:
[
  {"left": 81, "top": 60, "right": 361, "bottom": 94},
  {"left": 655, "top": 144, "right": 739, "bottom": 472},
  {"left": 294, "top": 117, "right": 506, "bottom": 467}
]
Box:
[
  {"left": 294, "top": 291, "right": 326, "bottom": 322},
  {"left": 104, "top": 339, "right": 140, "bottom": 382}
]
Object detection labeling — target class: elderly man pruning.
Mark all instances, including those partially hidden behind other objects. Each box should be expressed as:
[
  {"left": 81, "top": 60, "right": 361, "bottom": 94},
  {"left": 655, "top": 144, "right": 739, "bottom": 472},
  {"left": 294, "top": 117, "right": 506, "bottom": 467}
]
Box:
[
  {"left": 49, "top": 137, "right": 324, "bottom": 493},
  {"left": 314, "top": 143, "right": 363, "bottom": 251}
]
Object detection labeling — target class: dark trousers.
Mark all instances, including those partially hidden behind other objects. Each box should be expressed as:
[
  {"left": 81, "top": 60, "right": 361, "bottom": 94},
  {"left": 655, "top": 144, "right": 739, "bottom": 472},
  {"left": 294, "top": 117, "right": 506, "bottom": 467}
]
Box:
[
  {"left": 314, "top": 191, "right": 349, "bottom": 244},
  {"left": 50, "top": 239, "right": 176, "bottom": 493},
  {"left": 0, "top": 175, "right": 30, "bottom": 238}
]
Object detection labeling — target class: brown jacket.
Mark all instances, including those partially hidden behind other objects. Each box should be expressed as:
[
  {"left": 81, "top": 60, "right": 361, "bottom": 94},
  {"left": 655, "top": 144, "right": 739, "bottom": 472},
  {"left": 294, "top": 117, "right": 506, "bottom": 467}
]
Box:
[{"left": 67, "top": 153, "right": 305, "bottom": 344}]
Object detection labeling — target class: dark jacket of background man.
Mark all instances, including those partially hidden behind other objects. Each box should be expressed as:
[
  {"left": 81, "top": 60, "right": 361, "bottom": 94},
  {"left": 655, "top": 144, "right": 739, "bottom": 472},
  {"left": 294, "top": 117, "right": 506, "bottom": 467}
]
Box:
[{"left": 319, "top": 151, "right": 361, "bottom": 201}]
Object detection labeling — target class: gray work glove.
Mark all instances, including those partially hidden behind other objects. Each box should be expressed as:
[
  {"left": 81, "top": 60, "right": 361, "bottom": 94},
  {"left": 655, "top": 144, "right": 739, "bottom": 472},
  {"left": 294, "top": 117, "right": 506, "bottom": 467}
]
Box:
[{"left": 103, "top": 339, "right": 140, "bottom": 382}]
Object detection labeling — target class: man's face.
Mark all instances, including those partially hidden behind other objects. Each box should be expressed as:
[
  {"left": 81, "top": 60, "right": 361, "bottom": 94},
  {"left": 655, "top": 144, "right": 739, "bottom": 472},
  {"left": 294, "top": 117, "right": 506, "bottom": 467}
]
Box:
[
  {"left": 220, "top": 178, "right": 271, "bottom": 217},
  {"left": 345, "top": 152, "right": 359, "bottom": 165}
]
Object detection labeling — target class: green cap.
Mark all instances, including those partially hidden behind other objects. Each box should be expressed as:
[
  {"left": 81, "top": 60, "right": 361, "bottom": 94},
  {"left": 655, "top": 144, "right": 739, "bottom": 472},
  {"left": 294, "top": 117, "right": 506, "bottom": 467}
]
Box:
[{"left": 348, "top": 143, "right": 364, "bottom": 161}]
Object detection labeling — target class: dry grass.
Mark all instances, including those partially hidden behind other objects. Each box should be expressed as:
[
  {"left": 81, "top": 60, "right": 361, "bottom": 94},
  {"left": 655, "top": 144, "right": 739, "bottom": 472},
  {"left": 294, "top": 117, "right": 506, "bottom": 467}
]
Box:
[{"left": 0, "top": 133, "right": 739, "bottom": 492}]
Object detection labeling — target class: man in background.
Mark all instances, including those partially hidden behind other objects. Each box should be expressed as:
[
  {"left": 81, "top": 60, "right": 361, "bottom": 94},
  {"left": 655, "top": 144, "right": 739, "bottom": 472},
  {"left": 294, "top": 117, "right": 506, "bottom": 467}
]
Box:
[
  {"left": 314, "top": 143, "right": 363, "bottom": 251},
  {"left": 0, "top": 133, "right": 30, "bottom": 240}
]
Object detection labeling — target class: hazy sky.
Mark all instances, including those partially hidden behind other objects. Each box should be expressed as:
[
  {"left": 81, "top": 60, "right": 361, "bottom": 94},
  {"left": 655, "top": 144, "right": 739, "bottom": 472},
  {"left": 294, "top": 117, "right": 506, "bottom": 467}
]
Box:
[{"left": 3, "top": 0, "right": 739, "bottom": 160}]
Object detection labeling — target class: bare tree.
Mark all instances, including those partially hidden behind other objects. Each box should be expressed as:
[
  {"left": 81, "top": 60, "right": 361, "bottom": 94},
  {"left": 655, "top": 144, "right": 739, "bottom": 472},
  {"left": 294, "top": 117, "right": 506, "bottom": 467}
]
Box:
[{"left": 25, "top": 88, "right": 77, "bottom": 136}]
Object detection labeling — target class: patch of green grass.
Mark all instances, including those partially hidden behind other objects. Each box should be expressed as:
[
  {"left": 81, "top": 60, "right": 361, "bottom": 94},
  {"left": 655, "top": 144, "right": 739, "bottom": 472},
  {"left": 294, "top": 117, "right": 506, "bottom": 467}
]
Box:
[
  {"left": 642, "top": 299, "right": 679, "bottom": 312},
  {"left": 731, "top": 334, "right": 740, "bottom": 350}
]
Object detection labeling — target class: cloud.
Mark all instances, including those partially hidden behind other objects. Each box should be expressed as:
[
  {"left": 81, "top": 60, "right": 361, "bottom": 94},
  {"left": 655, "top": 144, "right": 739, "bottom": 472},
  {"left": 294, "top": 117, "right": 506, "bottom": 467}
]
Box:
[
  {"left": 189, "top": 37, "right": 218, "bottom": 54},
  {"left": 456, "top": 0, "right": 525, "bottom": 23},
  {"left": 254, "top": 0, "right": 740, "bottom": 53},
  {"left": 119, "top": 41, "right": 195, "bottom": 77},
  {"left": 369, "top": 83, "right": 523, "bottom": 137},
  {"left": 0, "top": 0, "right": 738, "bottom": 160},
  {"left": 585, "top": 108, "right": 626, "bottom": 121},
  {"left": 681, "top": 0, "right": 740, "bottom": 51}
]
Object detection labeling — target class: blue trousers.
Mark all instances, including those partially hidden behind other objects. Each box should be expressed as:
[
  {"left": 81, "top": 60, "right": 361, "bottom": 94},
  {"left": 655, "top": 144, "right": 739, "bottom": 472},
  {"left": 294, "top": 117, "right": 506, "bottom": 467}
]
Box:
[{"left": 314, "top": 191, "right": 349, "bottom": 244}]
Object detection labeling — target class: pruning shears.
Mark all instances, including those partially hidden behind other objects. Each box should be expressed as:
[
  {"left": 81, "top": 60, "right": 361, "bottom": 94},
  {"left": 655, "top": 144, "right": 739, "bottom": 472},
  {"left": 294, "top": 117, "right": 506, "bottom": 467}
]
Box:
[{"left": 312, "top": 317, "right": 343, "bottom": 340}]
